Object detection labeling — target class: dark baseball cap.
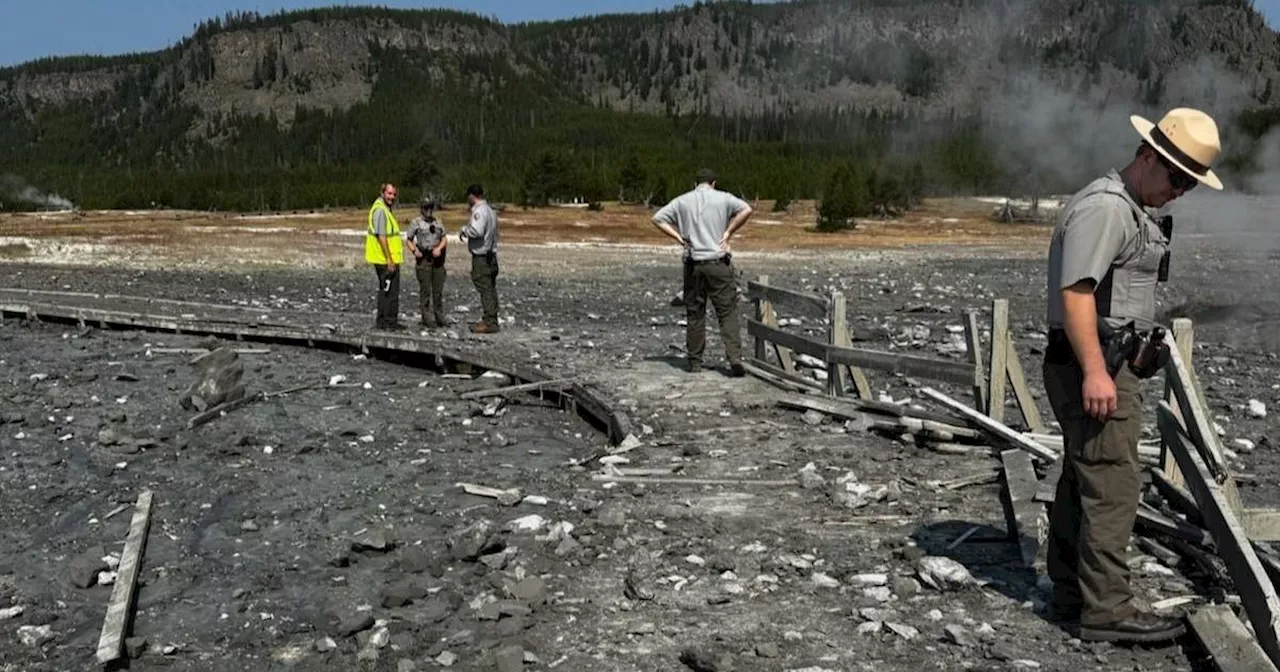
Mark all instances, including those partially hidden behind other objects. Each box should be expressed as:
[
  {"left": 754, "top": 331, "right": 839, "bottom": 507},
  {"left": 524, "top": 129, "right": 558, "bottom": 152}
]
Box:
[{"left": 695, "top": 168, "right": 717, "bottom": 184}]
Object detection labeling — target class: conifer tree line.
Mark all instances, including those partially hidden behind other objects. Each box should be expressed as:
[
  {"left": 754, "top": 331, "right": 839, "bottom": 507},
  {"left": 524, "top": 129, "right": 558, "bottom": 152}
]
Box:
[{"left": 0, "top": 2, "right": 1275, "bottom": 214}]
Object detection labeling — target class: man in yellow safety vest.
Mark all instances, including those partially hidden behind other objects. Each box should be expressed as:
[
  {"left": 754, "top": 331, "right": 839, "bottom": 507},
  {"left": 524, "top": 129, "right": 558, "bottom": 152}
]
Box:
[{"left": 366, "top": 183, "right": 405, "bottom": 331}]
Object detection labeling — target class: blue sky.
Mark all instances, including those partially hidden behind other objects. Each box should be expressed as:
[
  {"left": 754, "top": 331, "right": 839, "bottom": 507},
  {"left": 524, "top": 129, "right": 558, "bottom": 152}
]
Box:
[{"left": 2, "top": 0, "right": 1278, "bottom": 67}]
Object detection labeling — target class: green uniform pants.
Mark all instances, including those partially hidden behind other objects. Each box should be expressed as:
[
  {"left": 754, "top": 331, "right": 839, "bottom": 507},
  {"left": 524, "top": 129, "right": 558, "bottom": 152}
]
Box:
[
  {"left": 415, "top": 251, "right": 447, "bottom": 324},
  {"left": 470, "top": 252, "right": 500, "bottom": 326},
  {"left": 1043, "top": 360, "right": 1143, "bottom": 627},
  {"left": 683, "top": 257, "right": 742, "bottom": 366}
]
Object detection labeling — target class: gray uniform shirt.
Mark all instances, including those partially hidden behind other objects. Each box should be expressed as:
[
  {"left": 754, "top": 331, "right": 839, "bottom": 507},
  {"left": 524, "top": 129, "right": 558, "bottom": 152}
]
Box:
[
  {"left": 461, "top": 201, "right": 499, "bottom": 255},
  {"left": 653, "top": 185, "right": 749, "bottom": 261},
  {"left": 1046, "top": 170, "right": 1169, "bottom": 329},
  {"left": 406, "top": 216, "right": 445, "bottom": 253}
]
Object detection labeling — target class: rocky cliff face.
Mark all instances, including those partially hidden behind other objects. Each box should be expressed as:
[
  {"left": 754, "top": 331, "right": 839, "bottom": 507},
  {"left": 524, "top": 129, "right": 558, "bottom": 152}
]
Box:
[{"left": 2, "top": 0, "right": 1275, "bottom": 135}]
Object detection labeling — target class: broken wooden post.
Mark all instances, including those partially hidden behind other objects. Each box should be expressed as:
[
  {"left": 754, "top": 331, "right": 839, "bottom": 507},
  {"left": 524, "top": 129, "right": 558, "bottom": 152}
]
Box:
[
  {"left": 828, "top": 291, "right": 872, "bottom": 400},
  {"left": 96, "top": 490, "right": 154, "bottom": 665},
  {"left": 920, "top": 387, "right": 1058, "bottom": 463},
  {"left": 1162, "top": 318, "right": 1195, "bottom": 489},
  {"left": 1003, "top": 331, "right": 1045, "bottom": 433},
  {"left": 987, "top": 299, "right": 1010, "bottom": 422},
  {"left": 963, "top": 310, "right": 988, "bottom": 410},
  {"left": 1000, "top": 449, "right": 1044, "bottom": 568},
  {"left": 1163, "top": 329, "right": 1242, "bottom": 513},
  {"left": 753, "top": 274, "right": 769, "bottom": 362},
  {"left": 1158, "top": 402, "right": 1280, "bottom": 666}
]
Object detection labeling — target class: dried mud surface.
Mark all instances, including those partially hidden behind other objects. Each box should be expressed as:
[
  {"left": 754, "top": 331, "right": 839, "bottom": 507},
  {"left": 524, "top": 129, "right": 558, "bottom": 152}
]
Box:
[{"left": 0, "top": 228, "right": 1277, "bottom": 672}]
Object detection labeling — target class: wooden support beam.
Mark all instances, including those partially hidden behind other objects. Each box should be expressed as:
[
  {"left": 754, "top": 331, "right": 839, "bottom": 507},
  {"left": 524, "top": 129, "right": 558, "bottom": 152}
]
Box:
[
  {"left": 823, "top": 342, "right": 976, "bottom": 386},
  {"left": 459, "top": 378, "right": 575, "bottom": 400},
  {"left": 963, "top": 310, "right": 988, "bottom": 411},
  {"left": 1158, "top": 401, "right": 1280, "bottom": 666},
  {"left": 1003, "top": 332, "right": 1045, "bottom": 433},
  {"left": 1136, "top": 503, "right": 1216, "bottom": 548},
  {"left": 987, "top": 299, "right": 1010, "bottom": 423},
  {"left": 758, "top": 303, "right": 799, "bottom": 375},
  {"left": 1000, "top": 449, "right": 1044, "bottom": 568},
  {"left": 1188, "top": 605, "right": 1280, "bottom": 672},
  {"left": 827, "top": 292, "right": 846, "bottom": 397},
  {"left": 920, "top": 387, "right": 1058, "bottom": 462},
  {"left": 1149, "top": 467, "right": 1204, "bottom": 527},
  {"left": 746, "top": 318, "right": 830, "bottom": 362},
  {"left": 96, "top": 490, "right": 154, "bottom": 665},
  {"left": 745, "top": 280, "right": 830, "bottom": 319},
  {"left": 753, "top": 274, "right": 770, "bottom": 363}
]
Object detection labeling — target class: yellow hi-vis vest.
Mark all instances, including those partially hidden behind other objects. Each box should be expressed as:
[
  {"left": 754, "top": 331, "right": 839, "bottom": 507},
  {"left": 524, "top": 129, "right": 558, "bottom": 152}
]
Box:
[{"left": 365, "top": 198, "right": 403, "bottom": 265}]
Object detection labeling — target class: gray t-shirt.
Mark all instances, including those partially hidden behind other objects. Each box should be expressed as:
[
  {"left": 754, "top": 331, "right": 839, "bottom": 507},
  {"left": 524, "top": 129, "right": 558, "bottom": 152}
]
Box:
[
  {"left": 1046, "top": 170, "right": 1167, "bottom": 328},
  {"left": 653, "top": 185, "right": 749, "bottom": 261},
  {"left": 406, "top": 216, "right": 445, "bottom": 253},
  {"left": 371, "top": 200, "right": 390, "bottom": 236},
  {"left": 461, "top": 201, "right": 499, "bottom": 255}
]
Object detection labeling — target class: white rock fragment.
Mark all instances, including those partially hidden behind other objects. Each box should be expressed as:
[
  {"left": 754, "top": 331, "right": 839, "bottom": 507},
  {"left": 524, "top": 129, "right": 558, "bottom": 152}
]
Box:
[
  {"left": 1234, "top": 438, "right": 1256, "bottom": 452},
  {"left": 886, "top": 622, "right": 919, "bottom": 640},
  {"left": 686, "top": 555, "right": 706, "bottom": 567},
  {"left": 17, "top": 625, "right": 54, "bottom": 647},
  {"left": 917, "top": 556, "right": 976, "bottom": 591},
  {"left": 435, "top": 651, "right": 457, "bottom": 666},
  {"left": 98, "top": 571, "right": 118, "bottom": 586},
  {"left": 522, "top": 495, "right": 549, "bottom": 506},
  {"left": 328, "top": 375, "right": 346, "bottom": 386},
  {"left": 855, "top": 621, "right": 882, "bottom": 636},
  {"left": 508, "top": 515, "right": 547, "bottom": 532},
  {"left": 846, "top": 573, "right": 888, "bottom": 587},
  {"left": 1249, "top": 399, "right": 1267, "bottom": 418},
  {"left": 810, "top": 572, "right": 841, "bottom": 589},
  {"left": 0, "top": 605, "right": 24, "bottom": 620}
]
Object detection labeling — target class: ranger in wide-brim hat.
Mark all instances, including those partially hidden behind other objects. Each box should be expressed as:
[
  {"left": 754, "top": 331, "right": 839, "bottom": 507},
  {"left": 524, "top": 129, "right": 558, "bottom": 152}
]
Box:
[{"left": 1040, "top": 107, "right": 1222, "bottom": 645}]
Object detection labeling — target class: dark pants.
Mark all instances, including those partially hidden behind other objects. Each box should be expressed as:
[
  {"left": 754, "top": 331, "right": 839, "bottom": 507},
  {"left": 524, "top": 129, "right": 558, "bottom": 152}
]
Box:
[
  {"left": 373, "top": 264, "right": 400, "bottom": 328},
  {"left": 683, "top": 257, "right": 742, "bottom": 366},
  {"left": 416, "top": 251, "right": 447, "bottom": 324},
  {"left": 470, "top": 253, "right": 499, "bottom": 326},
  {"left": 1043, "top": 357, "right": 1143, "bottom": 627}
]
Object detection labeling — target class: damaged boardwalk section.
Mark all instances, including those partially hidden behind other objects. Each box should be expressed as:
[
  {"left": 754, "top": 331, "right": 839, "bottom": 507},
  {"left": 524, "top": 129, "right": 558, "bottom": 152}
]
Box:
[{"left": 1, "top": 278, "right": 1278, "bottom": 672}]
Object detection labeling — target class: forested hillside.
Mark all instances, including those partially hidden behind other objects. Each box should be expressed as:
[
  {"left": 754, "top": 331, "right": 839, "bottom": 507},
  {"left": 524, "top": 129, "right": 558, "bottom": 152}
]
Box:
[{"left": 0, "top": 0, "right": 1277, "bottom": 211}]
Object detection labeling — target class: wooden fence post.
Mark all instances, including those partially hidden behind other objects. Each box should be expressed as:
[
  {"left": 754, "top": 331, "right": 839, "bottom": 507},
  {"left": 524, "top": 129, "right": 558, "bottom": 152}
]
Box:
[
  {"left": 828, "top": 292, "right": 872, "bottom": 399},
  {"left": 964, "top": 310, "right": 987, "bottom": 411},
  {"left": 754, "top": 274, "right": 768, "bottom": 362},
  {"left": 988, "top": 299, "right": 1010, "bottom": 423}
]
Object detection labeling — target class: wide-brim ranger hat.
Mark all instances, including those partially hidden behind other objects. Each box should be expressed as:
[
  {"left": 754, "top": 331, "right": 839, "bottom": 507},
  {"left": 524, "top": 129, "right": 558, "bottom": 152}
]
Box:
[{"left": 1130, "top": 107, "right": 1223, "bottom": 191}]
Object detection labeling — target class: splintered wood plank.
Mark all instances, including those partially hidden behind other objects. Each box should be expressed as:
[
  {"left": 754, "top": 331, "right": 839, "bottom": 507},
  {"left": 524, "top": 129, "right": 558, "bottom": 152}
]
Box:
[
  {"left": 1034, "top": 456, "right": 1064, "bottom": 504},
  {"left": 1159, "top": 402, "right": 1280, "bottom": 667},
  {"left": 963, "top": 310, "right": 988, "bottom": 411},
  {"left": 987, "top": 299, "right": 1010, "bottom": 423},
  {"left": 1000, "top": 449, "right": 1043, "bottom": 568},
  {"left": 920, "top": 387, "right": 1058, "bottom": 463},
  {"left": 745, "top": 281, "right": 830, "bottom": 319},
  {"left": 1162, "top": 318, "right": 1194, "bottom": 489},
  {"left": 96, "top": 490, "right": 155, "bottom": 664},
  {"left": 1188, "top": 605, "right": 1279, "bottom": 672},
  {"left": 829, "top": 292, "right": 872, "bottom": 400},
  {"left": 1003, "top": 332, "right": 1045, "bottom": 433},
  {"left": 1164, "top": 330, "right": 1234, "bottom": 495}
]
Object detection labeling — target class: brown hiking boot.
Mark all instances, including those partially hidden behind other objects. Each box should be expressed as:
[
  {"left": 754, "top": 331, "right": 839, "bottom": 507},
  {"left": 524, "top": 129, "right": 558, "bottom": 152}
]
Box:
[
  {"left": 470, "top": 322, "right": 500, "bottom": 334},
  {"left": 1078, "top": 612, "right": 1186, "bottom": 644}
]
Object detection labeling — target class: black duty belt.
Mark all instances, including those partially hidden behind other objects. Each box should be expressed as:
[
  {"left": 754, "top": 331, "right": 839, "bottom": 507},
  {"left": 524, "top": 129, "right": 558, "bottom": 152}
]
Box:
[{"left": 686, "top": 257, "right": 730, "bottom": 265}]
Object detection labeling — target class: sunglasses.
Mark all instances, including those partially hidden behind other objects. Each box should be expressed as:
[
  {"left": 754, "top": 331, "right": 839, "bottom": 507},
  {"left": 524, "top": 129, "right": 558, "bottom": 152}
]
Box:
[{"left": 1156, "top": 152, "right": 1197, "bottom": 192}]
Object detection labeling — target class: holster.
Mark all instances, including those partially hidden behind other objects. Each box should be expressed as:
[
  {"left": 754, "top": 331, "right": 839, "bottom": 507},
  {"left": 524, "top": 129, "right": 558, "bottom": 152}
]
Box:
[{"left": 1099, "top": 321, "right": 1169, "bottom": 379}]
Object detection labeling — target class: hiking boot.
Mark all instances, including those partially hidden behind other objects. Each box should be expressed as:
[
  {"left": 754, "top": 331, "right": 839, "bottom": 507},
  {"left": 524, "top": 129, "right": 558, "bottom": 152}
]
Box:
[
  {"left": 1078, "top": 612, "right": 1185, "bottom": 644},
  {"left": 728, "top": 363, "right": 746, "bottom": 378},
  {"left": 470, "top": 322, "right": 500, "bottom": 334},
  {"left": 1046, "top": 602, "right": 1081, "bottom": 625},
  {"left": 686, "top": 360, "right": 702, "bottom": 374}
]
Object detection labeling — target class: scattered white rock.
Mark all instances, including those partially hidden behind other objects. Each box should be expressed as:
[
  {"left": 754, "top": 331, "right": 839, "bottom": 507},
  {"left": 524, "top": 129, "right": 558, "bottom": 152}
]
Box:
[
  {"left": 926, "top": 609, "right": 944, "bottom": 621},
  {"left": 328, "top": 375, "right": 346, "bottom": 386},
  {"left": 1234, "top": 438, "right": 1256, "bottom": 452},
  {"left": 856, "top": 621, "right": 882, "bottom": 636},
  {"left": 917, "top": 556, "right": 976, "bottom": 590},
  {"left": 314, "top": 637, "right": 337, "bottom": 653},
  {"left": 98, "top": 571, "right": 118, "bottom": 586},
  {"left": 810, "top": 572, "right": 841, "bottom": 589},
  {"left": 522, "top": 495, "right": 549, "bottom": 506},
  {"left": 0, "top": 605, "right": 24, "bottom": 620},
  {"left": 508, "top": 515, "right": 548, "bottom": 532},
  {"left": 686, "top": 555, "right": 706, "bottom": 567},
  {"left": 435, "top": 651, "right": 457, "bottom": 667},
  {"left": 17, "top": 624, "right": 54, "bottom": 647},
  {"left": 1249, "top": 399, "right": 1267, "bottom": 418},
  {"left": 886, "top": 622, "right": 919, "bottom": 640},
  {"left": 846, "top": 573, "right": 888, "bottom": 587}
]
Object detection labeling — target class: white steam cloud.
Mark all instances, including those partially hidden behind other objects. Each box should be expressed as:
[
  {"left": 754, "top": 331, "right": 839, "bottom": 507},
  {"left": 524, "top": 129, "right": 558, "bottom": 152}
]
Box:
[{"left": 0, "top": 175, "right": 75, "bottom": 211}]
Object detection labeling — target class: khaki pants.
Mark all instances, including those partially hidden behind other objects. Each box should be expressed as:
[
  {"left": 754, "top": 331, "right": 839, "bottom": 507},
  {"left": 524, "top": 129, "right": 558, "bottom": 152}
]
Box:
[
  {"left": 470, "top": 253, "right": 500, "bottom": 326},
  {"left": 1043, "top": 359, "right": 1143, "bottom": 627},
  {"left": 415, "top": 251, "right": 447, "bottom": 323},
  {"left": 683, "top": 258, "right": 742, "bottom": 366}
]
